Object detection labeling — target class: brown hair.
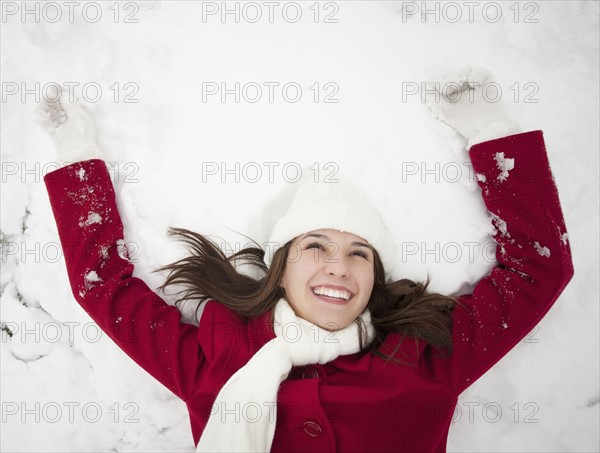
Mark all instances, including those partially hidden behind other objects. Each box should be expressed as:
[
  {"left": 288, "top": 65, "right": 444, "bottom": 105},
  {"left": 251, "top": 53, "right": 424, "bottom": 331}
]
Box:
[{"left": 155, "top": 227, "right": 459, "bottom": 364}]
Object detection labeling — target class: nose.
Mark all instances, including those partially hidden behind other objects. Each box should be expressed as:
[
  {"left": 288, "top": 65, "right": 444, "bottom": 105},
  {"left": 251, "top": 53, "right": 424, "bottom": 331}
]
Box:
[{"left": 323, "top": 256, "right": 350, "bottom": 278}]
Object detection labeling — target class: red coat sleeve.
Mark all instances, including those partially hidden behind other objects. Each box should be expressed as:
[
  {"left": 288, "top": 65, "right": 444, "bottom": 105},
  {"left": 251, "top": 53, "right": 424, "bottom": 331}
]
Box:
[
  {"left": 44, "top": 160, "right": 205, "bottom": 400},
  {"left": 424, "top": 130, "right": 574, "bottom": 394}
]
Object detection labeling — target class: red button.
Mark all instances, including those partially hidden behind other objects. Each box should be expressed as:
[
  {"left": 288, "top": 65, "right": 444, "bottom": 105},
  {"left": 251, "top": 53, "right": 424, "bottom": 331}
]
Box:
[
  {"left": 303, "top": 420, "right": 323, "bottom": 437},
  {"left": 302, "top": 367, "right": 319, "bottom": 379}
]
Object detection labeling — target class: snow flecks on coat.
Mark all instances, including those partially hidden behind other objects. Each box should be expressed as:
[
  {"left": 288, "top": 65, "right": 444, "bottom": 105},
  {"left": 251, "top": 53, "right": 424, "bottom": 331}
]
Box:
[
  {"left": 68, "top": 164, "right": 87, "bottom": 182},
  {"left": 116, "top": 239, "right": 130, "bottom": 261},
  {"left": 79, "top": 270, "right": 103, "bottom": 298},
  {"left": 97, "top": 245, "right": 110, "bottom": 269},
  {"left": 99, "top": 245, "right": 109, "bottom": 260},
  {"left": 85, "top": 270, "right": 102, "bottom": 283},
  {"left": 533, "top": 242, "right": 551, "bottom": 257},
  {"left": 77, "top": 168, "right": 87, "bottom": 181},
  {"left": 68, "top": 188, "right": 90, "bottom": 205},
  {"left": 79, "top": 211, "right": 102, "bottom": 228},
  {"left": 490, "top": 213, "right": 510, "bottom": 238},
  {"left": 475, "top": 172, "right": 487, "bottom": 183},
  {"left": 560, "top": 232, "right": 569, "bottom": 246},
  {"left": 515, "top": 269, "right": 532, "bottom": 281},
  {"left": 494, "top": 152, "right": 514, "bottom": 182},
  {"left": 149, "top": 320, "right": 165, "bottom": 331}
]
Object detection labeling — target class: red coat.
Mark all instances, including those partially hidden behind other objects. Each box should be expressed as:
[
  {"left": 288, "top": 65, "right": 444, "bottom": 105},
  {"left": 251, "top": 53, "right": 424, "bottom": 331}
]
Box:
[{"left": 44, "top": 130, "right": 573, "bottom": 452}]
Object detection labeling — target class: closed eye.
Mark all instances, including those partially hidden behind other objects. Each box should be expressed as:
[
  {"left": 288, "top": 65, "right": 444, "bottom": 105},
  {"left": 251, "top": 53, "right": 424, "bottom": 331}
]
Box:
[
  {"left": 305, "top": 242, "right": 326, "bottom": 251},
  {"left": 351, "top": 250, "right": 370, "bottom": 260}
]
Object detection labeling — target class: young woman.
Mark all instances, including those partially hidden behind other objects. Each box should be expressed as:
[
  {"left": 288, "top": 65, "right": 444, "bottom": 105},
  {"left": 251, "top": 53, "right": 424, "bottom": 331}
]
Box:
[{"left": 39, "top": 67, "right": 574, "bottom": 452}]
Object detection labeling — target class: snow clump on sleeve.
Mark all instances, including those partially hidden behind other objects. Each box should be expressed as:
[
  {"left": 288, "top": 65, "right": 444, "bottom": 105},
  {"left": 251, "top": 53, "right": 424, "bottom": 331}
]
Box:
[
  {"left": 533, "top": 242, "right": 551, "bottom": 257},
  {"left": 85, "top": 271, "right": 102, "bottom": 283},
  {"left": 79, "top": 211, "right": 102, "bottom": 227},
  {"left": 494, "top": 152, "right": 514, "bottom": 182}
]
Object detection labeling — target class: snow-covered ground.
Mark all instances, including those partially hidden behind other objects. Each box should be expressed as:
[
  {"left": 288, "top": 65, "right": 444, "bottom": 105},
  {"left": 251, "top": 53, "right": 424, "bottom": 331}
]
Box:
[{"left": 1, "top": 1, "right": 598, "bottom": 451}]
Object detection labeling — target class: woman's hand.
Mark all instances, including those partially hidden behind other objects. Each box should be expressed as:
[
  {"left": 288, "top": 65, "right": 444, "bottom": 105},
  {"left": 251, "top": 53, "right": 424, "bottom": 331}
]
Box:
[
  {"left": 35, "top": 85, "right": 102, "bottom": 165},
  {"left": 425, "top": 66, "right": 521, "bottom": 149}
]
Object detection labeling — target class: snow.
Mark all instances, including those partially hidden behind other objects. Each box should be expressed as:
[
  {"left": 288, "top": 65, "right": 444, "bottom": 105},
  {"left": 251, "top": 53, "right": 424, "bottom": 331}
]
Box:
[
  {"left": 79, "top": 211, "right": 102, "bottom": 227},
  {"left": 99, "top": 245, "right": 109, "bottom": 260},
  {"left": 1, "top": 1, "right": 598, "bottom": 452},
  {"left": 84, "top": 271, "right": 102, "bottom": 283},
  {"left": 116, "top": 239, "right": 130, "bottom": 261},
  {"left": 494, "top": 152, "right": 514, "bottom": 182},
  {"left": 533, "top": 241, "right": 551, "bottom": 258},
  {"left": 489, "top": 213, "right": 509, "bottom": 238}
]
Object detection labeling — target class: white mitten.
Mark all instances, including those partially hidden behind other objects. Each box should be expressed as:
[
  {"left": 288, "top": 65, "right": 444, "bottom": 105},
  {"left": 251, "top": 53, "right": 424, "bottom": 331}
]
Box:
[
  {"left": 35, "top": 85, "right": 102, "bottom": 165},
  {"left": 425, "top": 66, "right": 521, "bottom": 149}
]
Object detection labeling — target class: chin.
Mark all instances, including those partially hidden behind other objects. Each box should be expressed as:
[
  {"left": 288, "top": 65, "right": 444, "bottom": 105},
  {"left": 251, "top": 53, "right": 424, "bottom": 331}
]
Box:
[{"left": 321, "top": 317, "right": 351, "bottom": 331}]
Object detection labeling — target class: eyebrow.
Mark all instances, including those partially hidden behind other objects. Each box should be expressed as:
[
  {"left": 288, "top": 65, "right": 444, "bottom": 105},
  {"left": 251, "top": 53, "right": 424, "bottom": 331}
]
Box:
[{"left": 299, "top": 233, "right": 372, "bottom": 249}]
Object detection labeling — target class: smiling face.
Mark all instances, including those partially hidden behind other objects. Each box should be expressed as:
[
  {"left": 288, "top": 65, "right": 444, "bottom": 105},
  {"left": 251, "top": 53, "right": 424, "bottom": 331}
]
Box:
[{"left": 280, "top": 229, "right": 375, "bottom": 331}]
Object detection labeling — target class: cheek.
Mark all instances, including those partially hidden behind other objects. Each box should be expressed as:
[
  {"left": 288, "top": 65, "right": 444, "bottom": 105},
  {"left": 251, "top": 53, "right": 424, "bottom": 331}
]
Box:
[
  {"left": 358, "top": 267, "right": 375, "bottom": 300},
  {"left": 281, "top": 261, "right": 305, "bottom": 293},
  {"left": 280, "top": 264, "right": 292, "bottom": 293}
]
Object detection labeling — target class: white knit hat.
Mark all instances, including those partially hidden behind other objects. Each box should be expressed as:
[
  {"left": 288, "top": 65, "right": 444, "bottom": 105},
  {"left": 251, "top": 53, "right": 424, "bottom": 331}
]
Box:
[{"left": 263, "top": 177, "right": 395, "bottom": 280}]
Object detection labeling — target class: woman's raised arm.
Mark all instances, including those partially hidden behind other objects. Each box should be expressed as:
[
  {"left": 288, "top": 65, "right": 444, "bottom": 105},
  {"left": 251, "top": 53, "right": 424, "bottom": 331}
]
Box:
[
  {"left": 39, "top": 89, "right": 207, "bottom": 400},
  {"left": 422, "top": 68, "right": 574, "bottom": 394}
]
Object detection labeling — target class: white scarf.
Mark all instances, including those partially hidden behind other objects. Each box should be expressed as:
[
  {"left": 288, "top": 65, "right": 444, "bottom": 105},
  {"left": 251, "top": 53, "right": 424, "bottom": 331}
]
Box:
[{"left": 196, "top": 297, "right": 375, "bottom": 452}]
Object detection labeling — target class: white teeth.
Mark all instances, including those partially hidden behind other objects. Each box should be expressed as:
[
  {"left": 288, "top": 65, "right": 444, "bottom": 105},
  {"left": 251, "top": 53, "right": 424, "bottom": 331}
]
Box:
[{"left": 312, "top": 286, "right": 351, "bottom": 301}]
